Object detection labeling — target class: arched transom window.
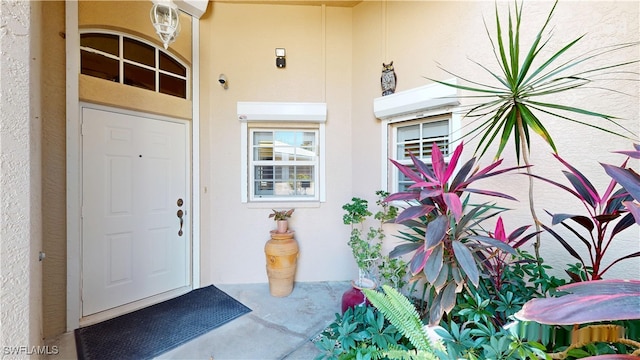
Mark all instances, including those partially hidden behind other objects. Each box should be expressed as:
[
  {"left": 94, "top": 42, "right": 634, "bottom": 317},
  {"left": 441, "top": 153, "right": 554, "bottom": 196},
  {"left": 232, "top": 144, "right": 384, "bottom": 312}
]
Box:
[{"left": 80, "top": 31, "right": 189, "bottom": 99}]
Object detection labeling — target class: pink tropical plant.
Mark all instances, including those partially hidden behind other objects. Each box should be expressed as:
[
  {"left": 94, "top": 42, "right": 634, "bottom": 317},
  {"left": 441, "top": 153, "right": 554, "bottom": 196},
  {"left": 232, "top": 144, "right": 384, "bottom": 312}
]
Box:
[
  {"left": 602, "top": 143, "right": 640, "bottom": 224},
  {"left": 387, "top": 142, "right": 524, "bottom": 223},
  {"left": 386, "top": 141, "right": 532, "bottom": 324},
  {"left": 515, "top": 279, "right": 640, "bottom": 358},
  {"left": 468, "top": 216, "right": 539, "bottom": 293},
  {"left": 515, "top": 146, "right": 640, "bottom": 358},
  {"left": 529, "top": 154, "right": 639, "bottom": 281},
  {"left": 515, "top": 279, "right": 640, "bottom": 325}
]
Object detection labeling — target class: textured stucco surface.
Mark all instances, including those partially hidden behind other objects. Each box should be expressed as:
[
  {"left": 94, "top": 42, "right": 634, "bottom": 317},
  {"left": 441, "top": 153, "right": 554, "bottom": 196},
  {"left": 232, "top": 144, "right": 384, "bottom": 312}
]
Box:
[
  {"left": 1, "top": 0, "right": 43, "bottom": 353},
  {"left": 199, "top": 0, "right": 639, "bottom": 290},
  {"left": 25, "top": 0, "right": 640, "bottom": 341},
  {"left": 350, "top": 0, "right": 639, "bottom": 280},
  {"left": 40, "top": 1, "right": 66, "bottom": 340}
]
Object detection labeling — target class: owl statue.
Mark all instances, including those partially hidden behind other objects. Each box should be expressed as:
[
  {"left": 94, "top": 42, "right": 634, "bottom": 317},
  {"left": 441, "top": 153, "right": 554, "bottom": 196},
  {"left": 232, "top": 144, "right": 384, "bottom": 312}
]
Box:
[{"left": 381, "top": 61, "right": 397, "bottom": 96}]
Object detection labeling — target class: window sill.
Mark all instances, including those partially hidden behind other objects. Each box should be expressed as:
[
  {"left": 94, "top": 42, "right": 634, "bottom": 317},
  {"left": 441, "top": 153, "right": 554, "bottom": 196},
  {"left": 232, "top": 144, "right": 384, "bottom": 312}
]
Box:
[{"left": 245, "top": 201, "right": 321, "bottom": 209}]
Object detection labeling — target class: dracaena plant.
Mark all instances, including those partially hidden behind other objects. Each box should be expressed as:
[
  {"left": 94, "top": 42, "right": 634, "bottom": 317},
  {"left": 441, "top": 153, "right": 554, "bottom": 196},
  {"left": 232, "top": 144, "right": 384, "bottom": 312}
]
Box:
[
  {"left": 602, "top": 143, "right": 640, "bottom": 224},
  {"left": 470, "top": 217, "right": 539, "bottom": 295},
  {"left": 386, "top": 141, "right": 530, "bottom": 324},
  {"left": 529, "top": 154, "right": 639, "bottom": 281},
  {"left": 428, "top": 0, "right": 639, "bottom": 260}
]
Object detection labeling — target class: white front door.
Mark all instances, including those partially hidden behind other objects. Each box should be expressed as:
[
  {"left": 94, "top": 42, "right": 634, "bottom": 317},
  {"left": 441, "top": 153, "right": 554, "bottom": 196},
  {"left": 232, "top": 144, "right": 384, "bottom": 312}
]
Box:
[{"left": 81, "top": 107, "right": 190, "bottom": 316}]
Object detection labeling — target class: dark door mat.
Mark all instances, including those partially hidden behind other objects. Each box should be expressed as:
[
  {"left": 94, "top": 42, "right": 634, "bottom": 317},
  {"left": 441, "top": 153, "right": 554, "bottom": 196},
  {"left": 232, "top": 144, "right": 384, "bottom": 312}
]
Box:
[{"left": 75, "top": 285, "right": 251, "bottom": 360}]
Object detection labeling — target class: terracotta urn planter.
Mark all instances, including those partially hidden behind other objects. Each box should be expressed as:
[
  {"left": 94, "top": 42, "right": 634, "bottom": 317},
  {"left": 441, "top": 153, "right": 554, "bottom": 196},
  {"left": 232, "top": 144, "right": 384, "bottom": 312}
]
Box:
[{"left": 264, "top": 230, "right": 299, "bottom": 297}]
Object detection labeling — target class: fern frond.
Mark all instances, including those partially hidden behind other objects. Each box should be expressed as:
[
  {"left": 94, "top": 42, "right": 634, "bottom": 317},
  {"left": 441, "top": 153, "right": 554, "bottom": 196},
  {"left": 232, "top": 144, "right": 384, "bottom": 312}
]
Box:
[{"left": 362, "top": 285, "right": 435, "bottom": 353}]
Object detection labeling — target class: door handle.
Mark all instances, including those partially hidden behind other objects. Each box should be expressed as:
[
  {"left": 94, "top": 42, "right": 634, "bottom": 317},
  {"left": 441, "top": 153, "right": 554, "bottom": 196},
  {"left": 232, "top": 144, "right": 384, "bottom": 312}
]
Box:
[{"left": 177, "top": 209, "right": 184, "bottom": 236}]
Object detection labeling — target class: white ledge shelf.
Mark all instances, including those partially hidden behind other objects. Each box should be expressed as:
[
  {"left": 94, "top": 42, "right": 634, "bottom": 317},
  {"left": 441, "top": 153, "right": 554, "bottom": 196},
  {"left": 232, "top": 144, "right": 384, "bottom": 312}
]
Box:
[
  {"left": 237, "top": 102, "right": 327, "bottom": 123},
  {"left": 373, "top": 79, "right": 459, "bottom": 120}
]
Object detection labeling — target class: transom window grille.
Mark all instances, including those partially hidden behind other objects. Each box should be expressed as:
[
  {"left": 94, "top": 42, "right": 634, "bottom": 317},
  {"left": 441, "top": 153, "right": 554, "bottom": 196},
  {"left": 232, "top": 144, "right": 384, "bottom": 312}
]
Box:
[
  {"left": 80, "top": 31, "right": 189, "bottom": 99},
  {"left": 390, "top": 114, "right": 452, "bottom": 192},
  {"left": 250, "top": 129, "right": 319, "bottom": 201}
]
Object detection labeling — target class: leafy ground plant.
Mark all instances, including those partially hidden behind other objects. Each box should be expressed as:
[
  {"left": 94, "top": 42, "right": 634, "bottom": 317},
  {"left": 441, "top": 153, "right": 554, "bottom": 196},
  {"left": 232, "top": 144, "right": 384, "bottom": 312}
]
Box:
[
  {"left": 363, "top": 285, "right": 440, "bottom": 355},
  {"left": 313, "top": 304, "right": 412, "bottom": 360},
  {"left": 433, "top": 247, "right": 564, "bottom": 359},
  {"left": 342, "top": 192, "right": 407, "bottom": 289}
]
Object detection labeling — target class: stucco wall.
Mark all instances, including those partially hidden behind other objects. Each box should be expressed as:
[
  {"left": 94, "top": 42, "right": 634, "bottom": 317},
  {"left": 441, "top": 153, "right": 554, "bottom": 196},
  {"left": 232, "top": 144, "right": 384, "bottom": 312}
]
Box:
[
  {"left": 41, "top": 0, "right": 67, "bottom": 340},
  {"left": 78, "top": 0, "right": 193, "bottom": 119},
  {"left": 200, "top": 1, "right": 638, "bottom": 287},
  {"left": 351, "top": 1, "right": 639, "bottom": 279},
  {"left": 1, "top": 0, "right": 43, "bottom": 351},
  {"left": 79, "top": 0, "right": 192, "bottom": 65},
  {"left": 200, "top": 2, "right": 358, "bottom": 285},
  {"left": 33, "top": 0, "right": 639, "bottom": 341}
]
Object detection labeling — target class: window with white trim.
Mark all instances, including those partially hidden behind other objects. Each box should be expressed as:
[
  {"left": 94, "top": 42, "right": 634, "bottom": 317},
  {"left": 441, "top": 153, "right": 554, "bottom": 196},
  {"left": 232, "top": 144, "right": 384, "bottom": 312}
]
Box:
[
  {"left": 374, "top": 80, "right": 460, "bottom": 193},
  {"left": 250, "top": 128, "right": 319, "bottom": 200},
  {"left": 238, "top": 101, "right": 327, "bottom": 203},
  {"left": 389, "top": 113, "right": 454, "bottom": 192}
]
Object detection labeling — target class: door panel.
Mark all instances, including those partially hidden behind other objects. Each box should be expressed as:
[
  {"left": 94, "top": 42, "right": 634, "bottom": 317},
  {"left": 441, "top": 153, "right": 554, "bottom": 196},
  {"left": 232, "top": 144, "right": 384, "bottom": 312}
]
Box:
[{"left": 82, "top": 107, "right": 189, "bottom": 316}]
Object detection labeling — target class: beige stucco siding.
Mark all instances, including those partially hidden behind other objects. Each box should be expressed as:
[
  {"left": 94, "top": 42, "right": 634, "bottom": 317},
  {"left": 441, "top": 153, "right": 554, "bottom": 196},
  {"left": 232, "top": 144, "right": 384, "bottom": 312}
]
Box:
[
  {"left": 78, "top": 0, "right": 193, "bottom": 118},
  {"left": 350, "top": 1, "right": 639, "bottom": 279},
  {"left": 41, "top": 0, "right": 67, "bottom": 340},
  {"left": 27, "top": 0, "right": 640, "bottom": 341},
  {"left": 79, "top": 0, "right": 192, "bottom": 65},
  {"left": 1, "top": 0, "right": 43, "bottom": 350},
  {"left": 199, "top": 2, "right": 357, "bottom": 285}
]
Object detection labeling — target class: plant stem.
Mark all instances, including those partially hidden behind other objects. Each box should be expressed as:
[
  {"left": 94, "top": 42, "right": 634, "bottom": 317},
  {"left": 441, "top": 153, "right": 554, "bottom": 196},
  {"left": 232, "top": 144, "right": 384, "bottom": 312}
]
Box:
[{"left": 516, "top": 111, "right": 542, "bottom": 263}]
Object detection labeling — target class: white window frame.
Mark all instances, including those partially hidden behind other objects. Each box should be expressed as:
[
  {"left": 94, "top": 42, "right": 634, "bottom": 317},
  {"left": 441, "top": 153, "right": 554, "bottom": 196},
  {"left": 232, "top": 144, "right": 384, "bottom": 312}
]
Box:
[
  {"left": 374, "top": 80, "right": 461, "bottom": 192},
  {"left": 249, "top": 128, "right": 320, "bottom": 201},
  {"left": 388, "top": 113, "right": 460, "bottom": 192},
  {"left": 238, "top": 102, "right": 327, "bottom": 203}
]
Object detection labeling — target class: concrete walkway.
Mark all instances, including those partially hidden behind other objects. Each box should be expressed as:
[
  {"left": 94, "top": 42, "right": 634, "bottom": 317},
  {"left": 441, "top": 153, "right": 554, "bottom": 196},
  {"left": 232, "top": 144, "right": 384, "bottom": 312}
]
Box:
[
  {"left": 161, "top": 281, "right": 349, "bottom": 360},
  {"left": 47, "top": 281, "right": 350, "bottom": 360}
]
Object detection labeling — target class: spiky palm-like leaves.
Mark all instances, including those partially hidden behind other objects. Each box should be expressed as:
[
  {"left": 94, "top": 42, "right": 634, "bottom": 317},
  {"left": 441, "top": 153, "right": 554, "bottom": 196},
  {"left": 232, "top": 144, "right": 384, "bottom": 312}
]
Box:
[
  {"left": 429, "top": 0, "right": 639, "bottom": 260},
  {"left": 362, "top": 285, "right": 440, "bottom": 358},
  {"left": 431, "top": 1, "right": 637, "bottom": 160}
]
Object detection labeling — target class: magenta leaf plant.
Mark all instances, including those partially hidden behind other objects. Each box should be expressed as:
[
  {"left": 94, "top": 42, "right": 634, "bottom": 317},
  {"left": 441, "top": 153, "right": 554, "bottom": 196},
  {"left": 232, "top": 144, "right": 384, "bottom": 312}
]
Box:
[
  {"left": 529, "top": 154, "right": 639, "bottom": 281},
  {"left": 515, "top": 279, "right": 640, "bottom": 325},
  {"left": 581, "top": 356, "right": 640, "bottom": 360},
  {"left": 468, "top": 216, "right": 540, "bottom": 293},
  {"left": 386, "top": 141, "right": 532, "bottom": 324},
  {"left": 602, "top": 143, "right": 640, "bottom": 224}
]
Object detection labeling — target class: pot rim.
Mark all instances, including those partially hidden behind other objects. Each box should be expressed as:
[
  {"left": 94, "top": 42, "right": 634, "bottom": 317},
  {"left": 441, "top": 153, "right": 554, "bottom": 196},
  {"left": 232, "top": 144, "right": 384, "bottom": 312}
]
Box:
[{"left": 352, "top": 278, "right": 376, "bottom": 290}]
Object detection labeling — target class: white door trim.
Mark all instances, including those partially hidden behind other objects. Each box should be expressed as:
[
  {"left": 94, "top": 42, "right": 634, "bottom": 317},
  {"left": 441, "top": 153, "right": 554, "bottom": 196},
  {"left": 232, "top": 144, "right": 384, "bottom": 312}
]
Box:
[
  {"left": 191, "top": 16, "right": 201, "bottom": 289},
  {"left": 66, "top": 0, "right": 82, "bottom": 332},
  {"left": 65, "top": 2, "right": 201, "bottom": 331}
]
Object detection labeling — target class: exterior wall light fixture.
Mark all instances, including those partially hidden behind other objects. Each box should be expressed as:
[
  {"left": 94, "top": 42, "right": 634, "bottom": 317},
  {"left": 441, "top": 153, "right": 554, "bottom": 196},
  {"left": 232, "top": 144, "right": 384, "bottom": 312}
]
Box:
[
  {"left": 275, "top": 48, "right": 286, "bottom": 68},
  {"left": 150, "top": 0, "right": 181, "bottom": 50}
]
